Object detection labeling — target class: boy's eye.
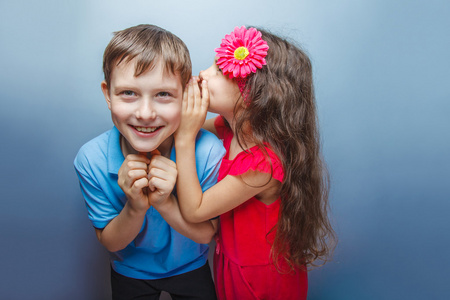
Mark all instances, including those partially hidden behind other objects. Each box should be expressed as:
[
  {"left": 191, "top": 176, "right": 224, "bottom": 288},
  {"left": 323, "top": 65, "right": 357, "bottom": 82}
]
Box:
[
  {"left": 123, "top": 90, "right": 136, "bottom": 96},
  {"left": 157, "top": 92, "right": 171, "bottom": 97}
]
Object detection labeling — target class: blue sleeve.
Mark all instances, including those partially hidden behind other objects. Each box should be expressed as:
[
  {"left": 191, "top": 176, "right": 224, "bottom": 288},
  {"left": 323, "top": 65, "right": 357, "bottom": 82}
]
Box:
[
  {"left": 74, "top": 149, "right": 119, "bottom": 229},
  {"left": 196, "top": 129, "right": 226, "bottom": 192}
]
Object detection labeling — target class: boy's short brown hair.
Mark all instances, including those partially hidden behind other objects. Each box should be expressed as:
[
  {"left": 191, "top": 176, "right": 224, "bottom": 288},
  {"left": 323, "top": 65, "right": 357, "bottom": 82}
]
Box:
[{"left": 103, "top": 24, "right": 192, "bottom": 89}]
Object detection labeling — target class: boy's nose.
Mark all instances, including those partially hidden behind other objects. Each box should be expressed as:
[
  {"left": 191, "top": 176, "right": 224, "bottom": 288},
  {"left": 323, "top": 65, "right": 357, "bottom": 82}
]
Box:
[{"left": 136, "top": 100, "right": 156, "bottom": 120}]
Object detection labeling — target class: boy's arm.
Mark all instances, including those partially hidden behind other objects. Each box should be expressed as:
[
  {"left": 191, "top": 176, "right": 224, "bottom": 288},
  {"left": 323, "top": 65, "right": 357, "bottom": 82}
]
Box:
[
  {"left": 95, "top": 203, "right": 147, "bottom": 252},
  {"left": 95, "top": 154, "right": 152, "bottom": 252}
]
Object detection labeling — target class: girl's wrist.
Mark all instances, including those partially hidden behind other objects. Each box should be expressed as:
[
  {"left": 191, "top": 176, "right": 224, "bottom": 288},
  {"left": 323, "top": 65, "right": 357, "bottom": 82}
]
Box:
[{"left": 174, "top": 137, "right": 196, "bottom": 149}]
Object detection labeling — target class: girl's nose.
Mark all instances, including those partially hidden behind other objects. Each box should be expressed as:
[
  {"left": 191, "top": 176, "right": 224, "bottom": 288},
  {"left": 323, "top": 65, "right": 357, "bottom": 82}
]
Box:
[
  {"left": 199, "top": 70, "right": 205, "bottom": 81},
  {"left": 199, "top": 65, "right": 213, "bottom": 81}
]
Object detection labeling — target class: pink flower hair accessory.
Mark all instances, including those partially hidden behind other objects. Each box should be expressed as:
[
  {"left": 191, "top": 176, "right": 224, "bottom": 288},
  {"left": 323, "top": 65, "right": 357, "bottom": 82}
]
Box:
[
  {"left": 215, "top": 26, "right": 269, "bottom": 99},
  {"left": 215, "top": 26, "right": 269, "bottom": 79}
]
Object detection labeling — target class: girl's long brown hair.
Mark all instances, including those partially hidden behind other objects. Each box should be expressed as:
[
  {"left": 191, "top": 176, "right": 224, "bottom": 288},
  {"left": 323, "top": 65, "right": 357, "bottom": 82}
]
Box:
[{"left": 232, "top": 28, "right": 336, "bottom": 271}]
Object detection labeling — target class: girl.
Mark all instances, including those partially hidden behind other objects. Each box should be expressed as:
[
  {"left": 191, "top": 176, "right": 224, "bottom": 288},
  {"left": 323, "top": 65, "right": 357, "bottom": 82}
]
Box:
[{"left": 174, "top": 26, "right": 335, "bottom": 300}]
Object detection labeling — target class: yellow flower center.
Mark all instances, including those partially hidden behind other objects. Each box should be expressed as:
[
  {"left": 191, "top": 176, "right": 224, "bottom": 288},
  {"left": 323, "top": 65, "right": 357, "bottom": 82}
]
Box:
[{"left": 234, "top": 46, "right": 249, "bottom": 60}]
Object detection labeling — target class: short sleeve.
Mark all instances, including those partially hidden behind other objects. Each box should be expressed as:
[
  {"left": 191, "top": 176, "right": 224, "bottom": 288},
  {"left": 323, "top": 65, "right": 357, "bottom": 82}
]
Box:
[
  {"left": 74, "top": 149, "right": 119, "bottom": 229},
  {"left": 195, "top": 129, "right": 226, "bottom": 191},
  {"left": 227, "top": 147, "right": 284, "bottom": 183}
]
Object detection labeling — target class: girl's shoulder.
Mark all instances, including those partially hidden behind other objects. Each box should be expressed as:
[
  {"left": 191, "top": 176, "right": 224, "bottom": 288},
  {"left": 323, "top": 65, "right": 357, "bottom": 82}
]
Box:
[
  {"left": 228, "top": 144, "right": 284, "bottom": 183},
  {"left": 213, "top": 115, "right": 231, "bottom": 140}
]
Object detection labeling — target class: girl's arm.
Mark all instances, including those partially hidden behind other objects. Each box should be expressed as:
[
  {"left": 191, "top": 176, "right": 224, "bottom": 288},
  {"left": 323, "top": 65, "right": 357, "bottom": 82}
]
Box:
[
  {"left": 146, "top": 153, "right": 218, "bottom": 243},
  {"left": 175, "top": 78, "right": 279, "bottom": 223},
  {"left": 151, "top": 194, "right": 218, "bottom": 243}
]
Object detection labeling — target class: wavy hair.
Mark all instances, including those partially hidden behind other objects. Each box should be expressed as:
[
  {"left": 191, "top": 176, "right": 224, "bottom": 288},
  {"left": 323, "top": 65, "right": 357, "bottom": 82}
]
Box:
[{"left": 232, "top": 28, "right": 336, "bottom": 271}]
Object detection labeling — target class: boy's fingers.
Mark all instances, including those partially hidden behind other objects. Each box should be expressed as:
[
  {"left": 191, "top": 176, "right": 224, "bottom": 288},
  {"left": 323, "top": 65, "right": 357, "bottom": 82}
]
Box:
[
  {"left": 148, "top": 177, "right": 170, "bottom": 196},
  {"left": 148, "top": 179, "right": 156, "bottom": 192},
  {"left": 126, "top": 160, "right": 148, "bottom": 171},
  {"left": 124, "top": 154, "right": 150, "bottom": 164},
  {"left": 128, "top": 169, "right": 148, "bottom": 181},
  {"left": 133, "top": 177, "right": 149, "bottom": 191},
  {"left": 149, "top": 154, "right": 177, "bottom": 170}
]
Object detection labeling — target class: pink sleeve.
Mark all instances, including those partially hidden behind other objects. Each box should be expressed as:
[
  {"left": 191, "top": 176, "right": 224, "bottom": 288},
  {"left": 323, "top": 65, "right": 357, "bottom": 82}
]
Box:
[{"left": 227, "top": 147, "right": 284, "bottom": 183}]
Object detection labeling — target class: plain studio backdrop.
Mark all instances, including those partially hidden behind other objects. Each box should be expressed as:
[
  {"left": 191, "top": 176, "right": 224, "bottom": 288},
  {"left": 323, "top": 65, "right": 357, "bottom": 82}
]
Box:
[{"left": 1, "top": 0, "right": 449, "bottom": 299}]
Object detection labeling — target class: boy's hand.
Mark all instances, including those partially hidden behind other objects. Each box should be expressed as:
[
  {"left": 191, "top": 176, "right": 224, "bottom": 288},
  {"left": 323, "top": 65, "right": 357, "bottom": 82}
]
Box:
[
  {"left": 147, "top": 153, "right": 177, "bottom": 208},
  {"left": 175, "top": 77, "right": 209, "bottom": 142},
  {"left": 118, "top": 154, "right": 151, "bottom": 213}
]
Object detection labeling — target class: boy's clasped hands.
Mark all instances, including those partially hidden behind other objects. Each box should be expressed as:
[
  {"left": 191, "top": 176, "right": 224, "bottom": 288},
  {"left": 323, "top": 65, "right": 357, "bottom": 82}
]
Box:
[{"left": 118, "top": 149, "right": 177, "bottom": 212}]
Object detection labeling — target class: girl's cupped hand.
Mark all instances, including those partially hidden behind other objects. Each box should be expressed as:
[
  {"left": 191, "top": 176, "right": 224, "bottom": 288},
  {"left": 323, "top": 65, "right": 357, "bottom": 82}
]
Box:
[{"left": 175, "top": 77, "right": 209, "bottom": 143}]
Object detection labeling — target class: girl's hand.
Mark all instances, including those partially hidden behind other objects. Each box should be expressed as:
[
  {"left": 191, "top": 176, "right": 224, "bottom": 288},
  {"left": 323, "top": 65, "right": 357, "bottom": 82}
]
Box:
[{"left": 174, "top": 77, "right": 209, "bottom": 143}]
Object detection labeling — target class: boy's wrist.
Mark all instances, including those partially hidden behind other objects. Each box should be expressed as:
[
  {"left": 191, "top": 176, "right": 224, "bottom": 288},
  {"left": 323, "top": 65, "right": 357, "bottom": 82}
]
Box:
[
  {"left": 152, "top": 194, "right": 175, "bottom": 214},
  {"left": 124, "top": 201, "right": 149, "bottom": 218}
]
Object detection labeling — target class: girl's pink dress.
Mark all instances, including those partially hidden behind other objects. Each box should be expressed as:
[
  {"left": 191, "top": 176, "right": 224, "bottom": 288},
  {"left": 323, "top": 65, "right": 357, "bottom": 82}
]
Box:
[{"left": 213, "top": 116, "right": 308, "bottom": 300}]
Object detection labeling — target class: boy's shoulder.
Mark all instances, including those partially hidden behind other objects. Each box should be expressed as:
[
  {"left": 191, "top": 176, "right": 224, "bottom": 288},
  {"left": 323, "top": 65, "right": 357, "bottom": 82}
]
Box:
[
  {"left": 187, "top": 129, "right": 225, "bottom": 171},
  {"left": 74, "top": 128, "right": 116, "bottom": 173},
  {"left": 195, "top": 128, "right": 225, "bottom": 154}
]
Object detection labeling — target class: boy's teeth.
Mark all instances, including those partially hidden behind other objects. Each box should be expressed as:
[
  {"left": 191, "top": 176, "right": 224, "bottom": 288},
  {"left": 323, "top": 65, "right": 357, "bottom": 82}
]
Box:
[{"left": 135, "top": 126, "right": 158, "bottom": 133}]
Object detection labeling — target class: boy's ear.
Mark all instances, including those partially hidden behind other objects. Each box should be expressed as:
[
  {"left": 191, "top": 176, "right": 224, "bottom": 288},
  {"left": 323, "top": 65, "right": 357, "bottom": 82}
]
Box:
[{"left": 101, "top": 81, "right": 112, "bottom": 109}]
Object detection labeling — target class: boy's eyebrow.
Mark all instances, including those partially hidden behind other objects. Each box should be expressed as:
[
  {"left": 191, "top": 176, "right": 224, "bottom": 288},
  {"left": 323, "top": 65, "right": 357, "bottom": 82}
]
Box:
[
  {"left": 155, "top": 82, "right": 182, "bottom": 92},
  {"left": 113, "top": 83, "right": 181, "bottom": 92}
]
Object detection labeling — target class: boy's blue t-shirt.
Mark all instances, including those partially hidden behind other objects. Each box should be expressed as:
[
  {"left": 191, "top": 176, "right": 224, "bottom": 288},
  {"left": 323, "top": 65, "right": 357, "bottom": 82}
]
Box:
[{"left": 74, "top": 126, "right": 225, "bottom": 280}]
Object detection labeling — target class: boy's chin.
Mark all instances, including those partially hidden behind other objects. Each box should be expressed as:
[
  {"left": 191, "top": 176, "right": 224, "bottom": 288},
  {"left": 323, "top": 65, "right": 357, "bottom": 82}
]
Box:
[
  {"left": 133, "top": 146, "right": 158, "bottom": 154},
  {"left": 122, "top": 140, "right": 158, "bottom": 156}
]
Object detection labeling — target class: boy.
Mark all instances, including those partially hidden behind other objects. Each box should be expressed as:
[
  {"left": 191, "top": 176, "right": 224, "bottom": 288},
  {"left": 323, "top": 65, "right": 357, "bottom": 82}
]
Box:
[{"left": 74, "top": 24, "right": 224, "bottom": 299}]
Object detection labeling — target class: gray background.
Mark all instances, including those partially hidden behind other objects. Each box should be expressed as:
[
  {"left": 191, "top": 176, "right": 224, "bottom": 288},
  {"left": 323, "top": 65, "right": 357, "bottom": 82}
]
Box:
[{"left": 1, "top": 0, "right": 449, "bottom": 299}]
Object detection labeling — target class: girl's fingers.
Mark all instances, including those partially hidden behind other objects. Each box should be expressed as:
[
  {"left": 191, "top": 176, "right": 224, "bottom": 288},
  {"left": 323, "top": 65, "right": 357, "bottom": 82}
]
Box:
[
  {"left": 187, "top": 78, "right": 195, "bottom": 111},
  {"left": 182, "top": 82, "right": 189, "bottom": 112},
  {"left": 201, "top": 80, "right": 209, "bottom": 111},
  {"left": 192, "top": 77, "right": 202, "bottom": 109}
]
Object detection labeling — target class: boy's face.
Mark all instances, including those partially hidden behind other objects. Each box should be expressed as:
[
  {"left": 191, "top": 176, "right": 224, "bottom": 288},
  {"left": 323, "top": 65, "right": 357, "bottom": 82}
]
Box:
[{"left": 102, "top": 58, "right": 183, "bottom": 156}]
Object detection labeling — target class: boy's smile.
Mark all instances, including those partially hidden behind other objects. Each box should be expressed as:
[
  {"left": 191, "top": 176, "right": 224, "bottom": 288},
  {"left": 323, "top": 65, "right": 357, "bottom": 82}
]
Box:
[{"left": 102, "top": 58, "right": 183, "bottom": 157}]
